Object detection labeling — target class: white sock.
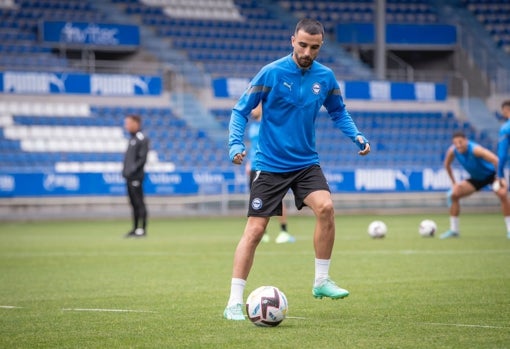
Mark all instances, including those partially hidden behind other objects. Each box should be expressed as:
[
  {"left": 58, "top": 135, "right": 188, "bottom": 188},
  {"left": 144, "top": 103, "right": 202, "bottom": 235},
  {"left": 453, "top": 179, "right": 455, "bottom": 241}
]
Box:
[
  {"left": 314, "top": 258, "right": 330, "bottom": 287},
  {"left": 227, "top": 278, "right": 246, "bottom": 307},
  {"left": 450, "top": 216, "right": 459, "bottom": 232},
  {"left": 504, "top": 216, "right": 510, "bottom": 232}
]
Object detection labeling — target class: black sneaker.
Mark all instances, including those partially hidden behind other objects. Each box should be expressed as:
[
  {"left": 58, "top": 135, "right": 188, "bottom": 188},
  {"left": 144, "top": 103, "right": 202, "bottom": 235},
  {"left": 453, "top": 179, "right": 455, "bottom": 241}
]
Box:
[
  {"left": 125, "top": 228, "right": 147, "bottom": 238},
  {"left": 124, "top": 230, "right": 137, "bottom": 238}
]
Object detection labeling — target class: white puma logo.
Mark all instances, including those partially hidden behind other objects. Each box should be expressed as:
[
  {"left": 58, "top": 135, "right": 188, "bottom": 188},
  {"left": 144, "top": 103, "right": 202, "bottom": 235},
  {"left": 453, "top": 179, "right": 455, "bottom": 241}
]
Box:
[{"left": 283, "top": 82, "right": 292, "bottom": 91}]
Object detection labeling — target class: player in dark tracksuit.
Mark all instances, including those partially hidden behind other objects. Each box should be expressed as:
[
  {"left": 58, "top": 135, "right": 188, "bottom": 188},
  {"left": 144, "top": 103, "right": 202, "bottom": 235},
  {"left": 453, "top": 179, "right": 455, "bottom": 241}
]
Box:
[{"left": 122, "top": 115, "right": 149, "bottom": 238}]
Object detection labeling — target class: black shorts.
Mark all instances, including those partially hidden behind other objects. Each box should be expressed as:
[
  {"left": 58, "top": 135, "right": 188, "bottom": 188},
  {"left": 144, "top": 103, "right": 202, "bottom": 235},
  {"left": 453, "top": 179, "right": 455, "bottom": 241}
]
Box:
[
  {"left": 467, "top": 173, "right": 496, "bottom": 191},
  {"left": 247, "top": 164, "right": 330, "bottom": 217}
]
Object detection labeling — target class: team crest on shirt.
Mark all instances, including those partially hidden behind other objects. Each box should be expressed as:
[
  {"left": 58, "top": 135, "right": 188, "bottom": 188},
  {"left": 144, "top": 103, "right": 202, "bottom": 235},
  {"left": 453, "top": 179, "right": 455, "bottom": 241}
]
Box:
[
  {"left": 312, "top": 82, "right": 321, "bottom": 95},
  {"left": 251, "top": 198, "right": 263, "bottom": 210}
]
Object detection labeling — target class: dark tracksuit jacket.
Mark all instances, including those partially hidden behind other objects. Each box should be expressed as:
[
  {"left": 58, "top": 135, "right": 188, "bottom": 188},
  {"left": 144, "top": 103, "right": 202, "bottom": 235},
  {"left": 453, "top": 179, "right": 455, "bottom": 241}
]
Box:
[{"left": 122, "top": 131, "right": 149, "bottom": 181}]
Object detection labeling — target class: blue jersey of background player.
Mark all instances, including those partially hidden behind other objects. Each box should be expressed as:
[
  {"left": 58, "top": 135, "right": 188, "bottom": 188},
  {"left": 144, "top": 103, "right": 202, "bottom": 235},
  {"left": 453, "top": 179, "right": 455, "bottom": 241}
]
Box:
[
  {"left": 246, "top": 117, "right": 260, "bottom": 169},
  {"left": 442, "top": 131, "right": 510, "bottom": 239},
  {"left": 497, "top": 100, "right": 510, "bottom": 181},
  {"left": 453, "top": 140, "right": 494, "bottom": 180}
]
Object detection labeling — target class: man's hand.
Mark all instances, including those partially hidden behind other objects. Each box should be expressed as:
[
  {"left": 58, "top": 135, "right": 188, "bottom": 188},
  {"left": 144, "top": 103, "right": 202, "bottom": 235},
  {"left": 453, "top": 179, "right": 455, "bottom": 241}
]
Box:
[
  {"left": 355, "top": 135, "right": 371, "bottom": 156},
  {"left": 232, "top": 151, "right": 246, "bottom": 165}
]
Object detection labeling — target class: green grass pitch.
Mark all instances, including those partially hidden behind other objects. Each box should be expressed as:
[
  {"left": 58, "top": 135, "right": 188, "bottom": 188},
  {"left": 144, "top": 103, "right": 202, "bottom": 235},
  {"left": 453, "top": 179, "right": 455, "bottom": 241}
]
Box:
[{"left": 0, "top": 213, "right": 509, "bottom": 348}]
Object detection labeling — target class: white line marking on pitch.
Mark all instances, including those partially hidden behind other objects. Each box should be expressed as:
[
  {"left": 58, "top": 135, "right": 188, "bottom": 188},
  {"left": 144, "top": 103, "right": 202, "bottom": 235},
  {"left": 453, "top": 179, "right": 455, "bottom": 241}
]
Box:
[
  {"left": 3, "top": 249, "right": 509, "bottom": 258},
  {"left": 0, "top": 305, "right": 22, "bottom": 309},
  {"left": 62, "top": 308, "right": 156, "bottom": 313},
  {"left": 286, "top": 316, "right": 307, "bottom": 320},
  {"left": 419, "top": 322, "right": 508, "bottom": 330}
]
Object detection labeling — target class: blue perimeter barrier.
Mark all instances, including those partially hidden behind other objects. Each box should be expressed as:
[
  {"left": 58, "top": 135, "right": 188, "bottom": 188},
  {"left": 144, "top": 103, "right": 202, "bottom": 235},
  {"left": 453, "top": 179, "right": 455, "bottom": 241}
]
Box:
[
  {"left": 0, "top": 71, "right": 162, "bottom": 96},
  {"left": 212, "top": 78, "right": 447, "bottom": 101},
  {"left": 0, "top": 168, "right": 472, "bottom": 198}
]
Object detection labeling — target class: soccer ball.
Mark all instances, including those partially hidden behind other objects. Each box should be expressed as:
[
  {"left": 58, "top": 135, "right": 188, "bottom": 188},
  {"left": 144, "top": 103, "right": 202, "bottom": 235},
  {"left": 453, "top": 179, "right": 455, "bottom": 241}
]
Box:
[
  {"left": 419, "top": 219, "right": 437, "bottom": 237},
  {"left": 368, "top": 220, "right": 387, "bottom": 238},
  {"left": 246, "top": 286, "right": 288, "bottom": 327}
]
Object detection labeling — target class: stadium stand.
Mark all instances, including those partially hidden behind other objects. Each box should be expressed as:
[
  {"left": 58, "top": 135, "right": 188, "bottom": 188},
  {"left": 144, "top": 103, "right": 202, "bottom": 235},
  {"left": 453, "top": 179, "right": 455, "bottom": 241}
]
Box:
[
  {"left": 211, "top": 108, "right": 493, "bottom": 170},
  {"left": 463, "top": 0, "right": 510, "bottom": 53},
  {"left": 0, "top": 0, "right": 107, "bottom": 70},
  {"left": 0, "top": 0, "right": 507, "bottom": 221},
  {"left": 3, "top": 93, "right": 488, "bottom": 173},
  {"left": 0, "top": 102, "right": 231, "bottom": 172},
  {"left": 111, "top": 0, "right": 373, "bottom": 80},
  {"left": 431, "top": 0, "right": 510, "bottom": 94},
  {"left": 278, "top": 0, "right": 439, "bottom": 34},
  {"left": 0, "top": 0, "right": 504, "bottom": 188}
]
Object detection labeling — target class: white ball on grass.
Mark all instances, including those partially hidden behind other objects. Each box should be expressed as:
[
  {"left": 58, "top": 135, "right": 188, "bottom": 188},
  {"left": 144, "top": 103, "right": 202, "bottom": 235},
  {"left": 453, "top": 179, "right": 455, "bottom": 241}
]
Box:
[{"left": 368, "top": 220, "right": 387, "bottom": 239}]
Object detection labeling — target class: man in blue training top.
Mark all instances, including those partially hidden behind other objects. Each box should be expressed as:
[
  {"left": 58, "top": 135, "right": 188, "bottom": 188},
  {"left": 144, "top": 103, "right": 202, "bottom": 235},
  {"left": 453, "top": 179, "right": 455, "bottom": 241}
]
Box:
[
  {"left": 246, "top": 102, "right": 296, "bottom": 244},
  {"left": 497, "top": 101, "right": 510, "bottom": 181},
  {"left": 497, "top": 99, "right": 510, "bottom": 239},
  {"left": 224, "top": 18, "right": 371, "bottom": 320},
  {"left": 441, "top": 131, "right": 510, "bottom": 239}
]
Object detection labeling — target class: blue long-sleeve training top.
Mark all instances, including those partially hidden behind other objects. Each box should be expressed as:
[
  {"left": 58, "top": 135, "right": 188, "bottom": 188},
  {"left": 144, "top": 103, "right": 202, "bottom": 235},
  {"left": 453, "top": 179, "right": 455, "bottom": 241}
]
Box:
[{"left": 228, "top": 54, "right": 365, "bottom": 173}]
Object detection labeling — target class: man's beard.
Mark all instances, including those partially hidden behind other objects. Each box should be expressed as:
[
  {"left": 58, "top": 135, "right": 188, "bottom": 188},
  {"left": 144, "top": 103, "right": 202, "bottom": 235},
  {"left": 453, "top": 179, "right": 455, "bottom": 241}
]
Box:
[{"left": 295, "top": 53, "right": 313, "bottom": 68}]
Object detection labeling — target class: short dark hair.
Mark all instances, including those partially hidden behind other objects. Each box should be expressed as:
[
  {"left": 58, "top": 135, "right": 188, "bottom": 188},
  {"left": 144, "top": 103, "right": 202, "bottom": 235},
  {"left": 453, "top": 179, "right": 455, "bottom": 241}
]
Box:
[
  {"left": 452, "top": 130, "right": 466, "bottom": 139},
  {"left": 502, "top": 100, "right": 510, "bottom": 109},
  {"left": 126, "top": 114, "right": 141, "bottom": 125},
  {"left": 295, "top": 18, "right": 324, "bottom": 38}
]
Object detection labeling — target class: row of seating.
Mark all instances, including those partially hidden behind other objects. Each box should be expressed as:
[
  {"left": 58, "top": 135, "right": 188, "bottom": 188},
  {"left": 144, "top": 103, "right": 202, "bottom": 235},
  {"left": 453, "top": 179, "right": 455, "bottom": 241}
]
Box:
[
  {"left": 463, "top": 0, "right": 510, "bottom": 52},
  {"left": 0, "top": 0, "right": 105, "bottom": 72},
  {"left": 163, "top": 7, "right": 241, "bottom": 21},
  {"left": 172, "top": 37, "right": 291, "bottom": 52},
  {"left": 0, "top": 29, "right": 35, "bottom": 41},
  {"left": 216, "top": 108, "right": 495, "bottom": 157},
  {"left": 0, "top": 102, "right": 90, "bottom": 116},
  {"left": 16, "top": 0, "right": 93, "bottom": 10},
  {"left": 114, "top": 0, "right": 373, "bottom": 82},
  {"left": 143, "top": 0, "right": 238, "bottom": 6},
  {"left": 0, "top": 101, "right": 499, "bottom": 173},
  {"left": 0, "top": 0, "right": 506, "bottom": 88},
  {"left": 278, "top": 0, "right": 438, "bottom": 33},
  {"left": 0, "top": 44, "right": 51, "bottom": 53},
  {"left": 281, "top": 3, "right": 436, "bottom": 15},
  {"left": 1, "top": 8, "right": 103, "bottom": 21},
  {"left": 4, "top": 125, "right": 124, "bottom": 139}
]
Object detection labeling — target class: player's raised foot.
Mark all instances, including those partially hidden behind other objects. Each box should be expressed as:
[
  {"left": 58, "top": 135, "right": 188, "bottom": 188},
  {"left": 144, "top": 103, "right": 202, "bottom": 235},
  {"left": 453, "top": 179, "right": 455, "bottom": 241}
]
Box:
[
  {"left": 312, "top": 278, "right": 349, "bottom": 300},
  {"left": 275, "top": 231, "right": 296, "bottom": 244},
  {"left": 261, "top": 233, "right": 270, "bottom": 243},
  {"left": 223, "top": 304, "right": 245, "bottom": 320},
  {"left": 440, "top": 230, "right": 459, "bottom": 239}
]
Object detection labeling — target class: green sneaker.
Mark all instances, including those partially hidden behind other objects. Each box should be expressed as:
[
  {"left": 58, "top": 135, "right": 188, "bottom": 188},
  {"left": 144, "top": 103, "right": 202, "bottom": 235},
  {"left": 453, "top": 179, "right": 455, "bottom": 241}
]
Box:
[
  {"left": 223, "top": 304, "right": 245, "bottom": 320},
  {"left": 440, "top": 230, "right": 459, "bottom": 239},
  {"left": 312, "top": 278, "right": 349, "bottom": 300}
]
